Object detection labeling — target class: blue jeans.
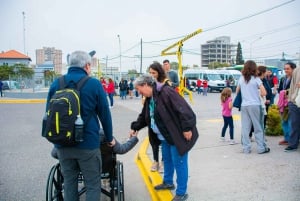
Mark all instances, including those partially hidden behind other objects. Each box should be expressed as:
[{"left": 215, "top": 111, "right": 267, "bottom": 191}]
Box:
[
  {"left": 197, "top": 87, "right": 202, "bottom": 94},
  {"left": 221, "top": 116, "right": 234, "bottom": 140},
  {"left": 281, "top": 117, "right": 291, "bottom": 142},
  {"left": 161, "top": 140, "right": 188, "bottom": 196},
  {"left": 120, "top": 90, "right": 127, "bottom": 99},
  {"left": 288, "top": 102, "right": 300, "bottom": 148},
  {"left": 108, "top": 93, "right": 114, "bottom": 106}
]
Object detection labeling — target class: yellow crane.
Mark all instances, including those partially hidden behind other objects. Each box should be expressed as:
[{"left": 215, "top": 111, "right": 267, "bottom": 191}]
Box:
[{"left": 161, "top": 28, "right": 202, "bottom": 102}]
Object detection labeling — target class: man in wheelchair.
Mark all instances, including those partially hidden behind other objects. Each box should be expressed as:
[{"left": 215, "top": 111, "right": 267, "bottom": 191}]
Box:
[{"left": 48, "top": 130, "right": 138, "bottom": 201}]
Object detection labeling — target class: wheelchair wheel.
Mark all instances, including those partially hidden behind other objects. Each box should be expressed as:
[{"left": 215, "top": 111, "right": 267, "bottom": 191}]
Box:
[
  {"left": 46, "top": 163, "right": 64, "bottom": 201},
  {"left": 115, "top": 161, "right": 125, "bottom": 201}
]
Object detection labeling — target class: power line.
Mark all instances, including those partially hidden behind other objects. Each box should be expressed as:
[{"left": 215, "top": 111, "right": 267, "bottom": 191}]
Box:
[
  {"left": 235, "top": 22, "right": 300, "bottom": 42},
  {"left": 204, "top": 0, "right": 296, "bottom": 33},
  {"left": 105, "top": 0, "right": 297, "bottom": 63},
  {"left": 144, "top": 0, "right": 295, "bottom": 43}
]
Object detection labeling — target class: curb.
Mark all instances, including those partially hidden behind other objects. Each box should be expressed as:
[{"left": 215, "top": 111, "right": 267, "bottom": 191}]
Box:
[
  {"left": 0, "top": 99, "right": 46, "bottom": 104},
  {"left": 135, "top": 136, "right": 173, "bottom": 201}
]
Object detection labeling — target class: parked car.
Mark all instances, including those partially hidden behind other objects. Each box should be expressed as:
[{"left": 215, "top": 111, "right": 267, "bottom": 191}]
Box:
[{"left": 2, "top": 80, "right": 18, "bottom": 90}]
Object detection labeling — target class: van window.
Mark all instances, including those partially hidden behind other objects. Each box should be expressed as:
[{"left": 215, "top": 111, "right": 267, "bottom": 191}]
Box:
[
  {"left": 184, "top": 73, "right": 199, "bottom": 80},
  {"left": 207, "top": 73, "right": 221, "bottom": 81}
]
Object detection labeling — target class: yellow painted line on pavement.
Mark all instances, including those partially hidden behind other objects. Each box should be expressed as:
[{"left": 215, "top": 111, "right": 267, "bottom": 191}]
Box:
[
  {"left": 0, "top": 99, "right": 46, "bottom": 104},
  {"left": 206, "top": 114, "right": 240, "bottom": 122},
  {"left": 135, "top": 136, "right": 173, "bottom": 201}
]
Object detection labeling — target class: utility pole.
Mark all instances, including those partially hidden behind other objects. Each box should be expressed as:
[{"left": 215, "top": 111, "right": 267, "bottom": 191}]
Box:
[
  {"left": 117, "top": 35, "right": 121, "bottom": 81},
  {"left": 140, "top": 38, "right": 143, "bottom": 74},
  {"left": 22, "top": 11, "right": 26, "bottom": 54}
]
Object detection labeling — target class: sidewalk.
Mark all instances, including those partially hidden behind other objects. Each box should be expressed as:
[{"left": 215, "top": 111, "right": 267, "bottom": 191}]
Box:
[
  {"left": 115, "top": 94, "right": 300, "bottom": 201},
  {"left": 1, "top": 93, "right": 299, "bottom": 201}
]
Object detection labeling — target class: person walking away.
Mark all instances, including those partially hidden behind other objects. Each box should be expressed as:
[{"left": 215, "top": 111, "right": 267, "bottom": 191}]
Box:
[
  {"left": 196, "top": 79, "right": 202, "bottom": 94},
  {"left": 100, "top": 77, "right": 107, "bottom": 91},
  {"left": 202, "top": 79, "right": 208, "bottom": 96},
  {"left": 277, "top": 62, "right": 296, "bottom": 145},
  {"left": 0, "top": 80, "right": 3, "bottom": 97},
  {"left": 128, "top": 78, "right": 134, "bottom": 99},
  {"left": 45, "top": 50, "right": 114, "bottom": 201},
  {"left": 119, "top": 78, "right": 128, "bottom": 100},
  {"left": 106, "top": 78, "right": 115, "bottom": 108},
  {"left": 220, "top": 87, "right": 235, "bottom": 145},
  {"left": 130, "top": 74, "right": 198, "bottom": 201},
  {"left": 236, "top": 60, "right": 270, "bottom": 154},
  {"left": 266, "top": 70, "right": 278, "bottom": 104},
  {"left": 163, "top": 59, "right": 179, "bottom": 89},
  {"left": 285, "top": 63, "right": 300, "bottom": 152}
]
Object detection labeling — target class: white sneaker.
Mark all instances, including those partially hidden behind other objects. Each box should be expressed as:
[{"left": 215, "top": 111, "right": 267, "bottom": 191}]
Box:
[
  {"left": 151, "top": 161, "right": 158, "bottom": 172},
  {"left": 229, "top": 140, "right": 236, "bottom": 145},
  {"left": 220, "top": 137, "right": 225, "bottom": 142}
]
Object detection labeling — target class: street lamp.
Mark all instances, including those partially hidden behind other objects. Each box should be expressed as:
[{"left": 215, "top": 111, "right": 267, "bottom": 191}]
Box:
[
  {"left": 250, "top": 37, "right": 262, "bottom": 60},
  {"left": 117, "top": 35, "right": 122, "bottom": 81}
]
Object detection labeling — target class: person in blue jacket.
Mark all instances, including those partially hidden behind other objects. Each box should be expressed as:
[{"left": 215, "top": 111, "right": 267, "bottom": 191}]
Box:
[{"left": 45, "top": 50, "right": 114, "bottom": 201}]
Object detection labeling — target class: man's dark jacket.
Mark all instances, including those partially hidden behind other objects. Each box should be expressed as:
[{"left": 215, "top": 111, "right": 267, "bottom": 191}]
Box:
[{"left": 131, "top": 83, "right": 198, "bottom": 155}]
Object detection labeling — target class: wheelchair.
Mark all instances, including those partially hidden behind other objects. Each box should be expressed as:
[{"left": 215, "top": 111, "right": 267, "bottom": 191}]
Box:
[{"left": 46, "top": 143, "right": 125, "bottom": 201}]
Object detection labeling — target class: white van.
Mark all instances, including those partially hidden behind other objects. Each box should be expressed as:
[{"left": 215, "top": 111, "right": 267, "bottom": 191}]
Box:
[
  {"left": 216, "top": 69, "right": 241, "bottom": 92},
  {"left": 183, "top": 69, "right": 226, "bottom": 92}
]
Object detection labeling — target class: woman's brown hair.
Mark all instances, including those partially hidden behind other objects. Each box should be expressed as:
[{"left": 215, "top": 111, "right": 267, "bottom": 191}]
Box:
[{"left": 241, "top": 60, "right": 257, "bottom": 83}]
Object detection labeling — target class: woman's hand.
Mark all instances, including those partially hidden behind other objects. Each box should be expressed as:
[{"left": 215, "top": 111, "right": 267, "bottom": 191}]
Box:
[
  {"left": 130, "top": 130, "right": 138, "bottom": 137},
  {"left": 108, "top": 138, "right": 116, "bottom": 147},
  {"left": 183, "top": 131, "right": 192, "bottom": 141}
]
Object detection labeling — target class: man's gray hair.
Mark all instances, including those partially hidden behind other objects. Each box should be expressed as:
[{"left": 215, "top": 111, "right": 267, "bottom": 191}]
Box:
[
  {"left": 133, "top": 74, "right": 155, "bottom": 87},
  {"left": 69, "top": 51, "right": 92, "bottom": 68}
]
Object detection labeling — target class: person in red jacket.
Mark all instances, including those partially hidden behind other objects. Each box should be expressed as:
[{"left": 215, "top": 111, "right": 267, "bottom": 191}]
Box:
[
  {"left": 196, "top": 79, "right": 202, "bottom": 94},
  {"left": 100, "top": 77, "right": 107, "bottom": 92},
  {"left": 202, "top": 79, "right": 208, "bottom": 96},
  {"left": 106, "top": 78, "right": 115, "bottom": 108}
]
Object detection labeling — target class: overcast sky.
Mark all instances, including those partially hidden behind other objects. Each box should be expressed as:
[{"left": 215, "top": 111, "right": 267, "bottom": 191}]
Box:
[{"left": 1, "top": 0, "right": 300, "bottom": 72}]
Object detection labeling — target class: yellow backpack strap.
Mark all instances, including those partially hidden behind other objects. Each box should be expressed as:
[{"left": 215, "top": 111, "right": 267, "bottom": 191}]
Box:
[{"left": 164, "top": 79, "right": 171, "bottom": 86}]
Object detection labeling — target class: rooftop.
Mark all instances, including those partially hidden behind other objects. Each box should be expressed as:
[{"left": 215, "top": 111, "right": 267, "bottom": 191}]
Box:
[{"left": 0, "top": 50, "right": 32, "bottom": 61}]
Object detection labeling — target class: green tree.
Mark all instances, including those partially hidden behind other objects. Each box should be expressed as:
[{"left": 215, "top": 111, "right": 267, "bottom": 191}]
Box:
[
  {"left": 0, "top": 64, "right": 34, "bottom": 80},
  {"left": 208, "top": 62, "right": 230, "bottom": 69},
  {"left": 44, "top": 70, "right": 57, "bottom": 87},
  {"left": 236, "top": 42, "right": 244, "bottom": 65}
]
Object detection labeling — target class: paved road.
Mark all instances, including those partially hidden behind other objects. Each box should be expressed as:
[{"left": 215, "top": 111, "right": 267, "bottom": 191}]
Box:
[{"left": 1, "top": 92, "right": 300, "bottom": 201}]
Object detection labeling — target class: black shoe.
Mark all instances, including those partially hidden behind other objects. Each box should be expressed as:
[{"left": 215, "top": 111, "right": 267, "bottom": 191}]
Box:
[
  {"left": 259, "top": 147, "right": 270, "bottom": 154},
  {"left": 285, "top": 146, "right": 297, "bottom": 152},
  {"left": 154, "top": 183, "right": 175, "bottom": 190},
  {"left": 172, "top": 194, "right": 188, "bottom": 201}
]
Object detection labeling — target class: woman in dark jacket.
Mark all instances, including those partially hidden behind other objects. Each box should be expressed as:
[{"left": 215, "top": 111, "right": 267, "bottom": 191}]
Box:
[{"left": 130, "top": 74, "right": 198, "bottom": 201}]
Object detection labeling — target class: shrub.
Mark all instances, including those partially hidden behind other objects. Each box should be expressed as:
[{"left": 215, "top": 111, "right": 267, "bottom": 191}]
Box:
[{"left": 265, "top": 105, "right": 283, "bottom": 136}]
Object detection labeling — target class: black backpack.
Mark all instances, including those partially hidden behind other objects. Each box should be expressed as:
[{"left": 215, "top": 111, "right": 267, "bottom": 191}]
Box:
[{"left": 43, "top": 75, "right": 90, "bottom": 146}]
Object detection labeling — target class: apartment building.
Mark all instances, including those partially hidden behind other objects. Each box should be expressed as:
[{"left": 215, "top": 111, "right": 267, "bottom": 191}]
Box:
[
  {"left": 36, "top": 47, "right": 62, "bottom": 74},
  {"left": 201, "top": 36, "right": 236, "bottom": 68}
]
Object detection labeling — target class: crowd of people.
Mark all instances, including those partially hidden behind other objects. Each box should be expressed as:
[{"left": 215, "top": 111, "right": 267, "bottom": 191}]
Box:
[
  {"left": 44, "top": 49, "right": 299, "bottom": 201},
  {"left": 234, "top": 61, "right": 299, "bottom": 154}
]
